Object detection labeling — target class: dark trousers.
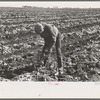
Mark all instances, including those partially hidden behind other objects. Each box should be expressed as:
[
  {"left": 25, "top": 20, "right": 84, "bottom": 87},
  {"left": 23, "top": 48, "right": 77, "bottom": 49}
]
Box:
[{"left": 55, "top": 33, "right": 63, "bottom": 68}]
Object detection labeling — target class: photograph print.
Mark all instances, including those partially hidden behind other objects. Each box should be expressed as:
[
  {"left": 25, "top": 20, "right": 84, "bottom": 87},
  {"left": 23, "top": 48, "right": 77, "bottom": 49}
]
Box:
[{"left": 0, "top": 1, "right": 100, "bottom": 82}]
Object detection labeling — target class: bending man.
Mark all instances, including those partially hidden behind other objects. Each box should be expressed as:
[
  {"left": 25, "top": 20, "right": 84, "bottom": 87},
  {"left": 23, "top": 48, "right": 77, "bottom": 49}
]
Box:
[{"left": 34, "top": 23, "right": 63, "bottom": 74}]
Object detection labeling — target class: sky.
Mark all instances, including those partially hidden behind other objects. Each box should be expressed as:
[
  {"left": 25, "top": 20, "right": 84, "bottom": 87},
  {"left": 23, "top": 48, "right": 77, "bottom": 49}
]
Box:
[{"left": 0, "top": 1, "right": 100, "bottom": 8}]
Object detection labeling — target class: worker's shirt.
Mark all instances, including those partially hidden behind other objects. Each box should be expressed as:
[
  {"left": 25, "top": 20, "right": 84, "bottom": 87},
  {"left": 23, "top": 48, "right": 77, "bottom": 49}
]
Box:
[{"left": 40, "top": 24, "right": 59, "bottom": 53}]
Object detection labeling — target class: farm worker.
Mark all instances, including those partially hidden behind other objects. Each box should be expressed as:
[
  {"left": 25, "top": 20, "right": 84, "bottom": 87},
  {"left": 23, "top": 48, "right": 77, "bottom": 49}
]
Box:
[{"left": 34, "top": 23, "right": 63, "bottom": 75}]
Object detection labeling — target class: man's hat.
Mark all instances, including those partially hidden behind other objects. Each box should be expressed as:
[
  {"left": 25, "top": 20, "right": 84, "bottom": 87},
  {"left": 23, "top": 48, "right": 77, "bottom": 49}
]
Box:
[{"left": 34, "top": 23, "right": 44, "bottom": 34}]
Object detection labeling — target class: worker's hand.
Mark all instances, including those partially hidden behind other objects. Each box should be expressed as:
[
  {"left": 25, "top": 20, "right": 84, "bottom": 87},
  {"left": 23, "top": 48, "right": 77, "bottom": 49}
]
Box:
[
  {"left": 44, "top": 49, "right": 52, "bottom": 55},
  {"left": 44, "top": 49, "right": 50, "bottom": 55}
]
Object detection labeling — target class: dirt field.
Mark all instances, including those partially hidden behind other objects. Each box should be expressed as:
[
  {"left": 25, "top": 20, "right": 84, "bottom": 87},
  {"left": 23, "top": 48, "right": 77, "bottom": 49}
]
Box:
[{"left": 1, "top": 7, "right": 100, "bottom": 81}]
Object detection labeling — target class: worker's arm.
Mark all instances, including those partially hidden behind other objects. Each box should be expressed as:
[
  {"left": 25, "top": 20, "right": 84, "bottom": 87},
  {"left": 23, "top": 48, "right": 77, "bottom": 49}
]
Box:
[
  {"left": 40, "top": 37, "right": 56, "bottom": 60},
  {"left": 46, "top": 37, "right": 56, "bottom": 52},
  {"left": 40, "top": 42, "right": 48, "bottom": 60}
]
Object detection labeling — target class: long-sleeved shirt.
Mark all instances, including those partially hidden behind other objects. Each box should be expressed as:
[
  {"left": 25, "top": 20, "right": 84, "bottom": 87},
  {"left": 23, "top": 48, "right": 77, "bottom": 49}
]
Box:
[{"left": 40, "top": 23, "right": 59, "bottom": 53}]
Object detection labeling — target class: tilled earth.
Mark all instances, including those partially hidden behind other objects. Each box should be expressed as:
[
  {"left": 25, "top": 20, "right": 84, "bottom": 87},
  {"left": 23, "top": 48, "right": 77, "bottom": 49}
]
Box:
[{"left": 1, "top": 24, "right": 100, "bottom": 81}]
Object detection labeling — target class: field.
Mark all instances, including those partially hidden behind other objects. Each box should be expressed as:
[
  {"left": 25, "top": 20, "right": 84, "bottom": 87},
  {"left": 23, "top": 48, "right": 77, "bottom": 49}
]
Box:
[{"left": 1, "top": 6, "right": 100, "bottom": 81}]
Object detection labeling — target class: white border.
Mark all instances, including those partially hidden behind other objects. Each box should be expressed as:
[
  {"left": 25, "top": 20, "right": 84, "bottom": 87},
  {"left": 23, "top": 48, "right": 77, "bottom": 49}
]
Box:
[
  {"left": 0, "top": 1, "right": 100, "bottom": 98},
  {"left": 0, "top": 82, "right": 100, "bottom": 98}
]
